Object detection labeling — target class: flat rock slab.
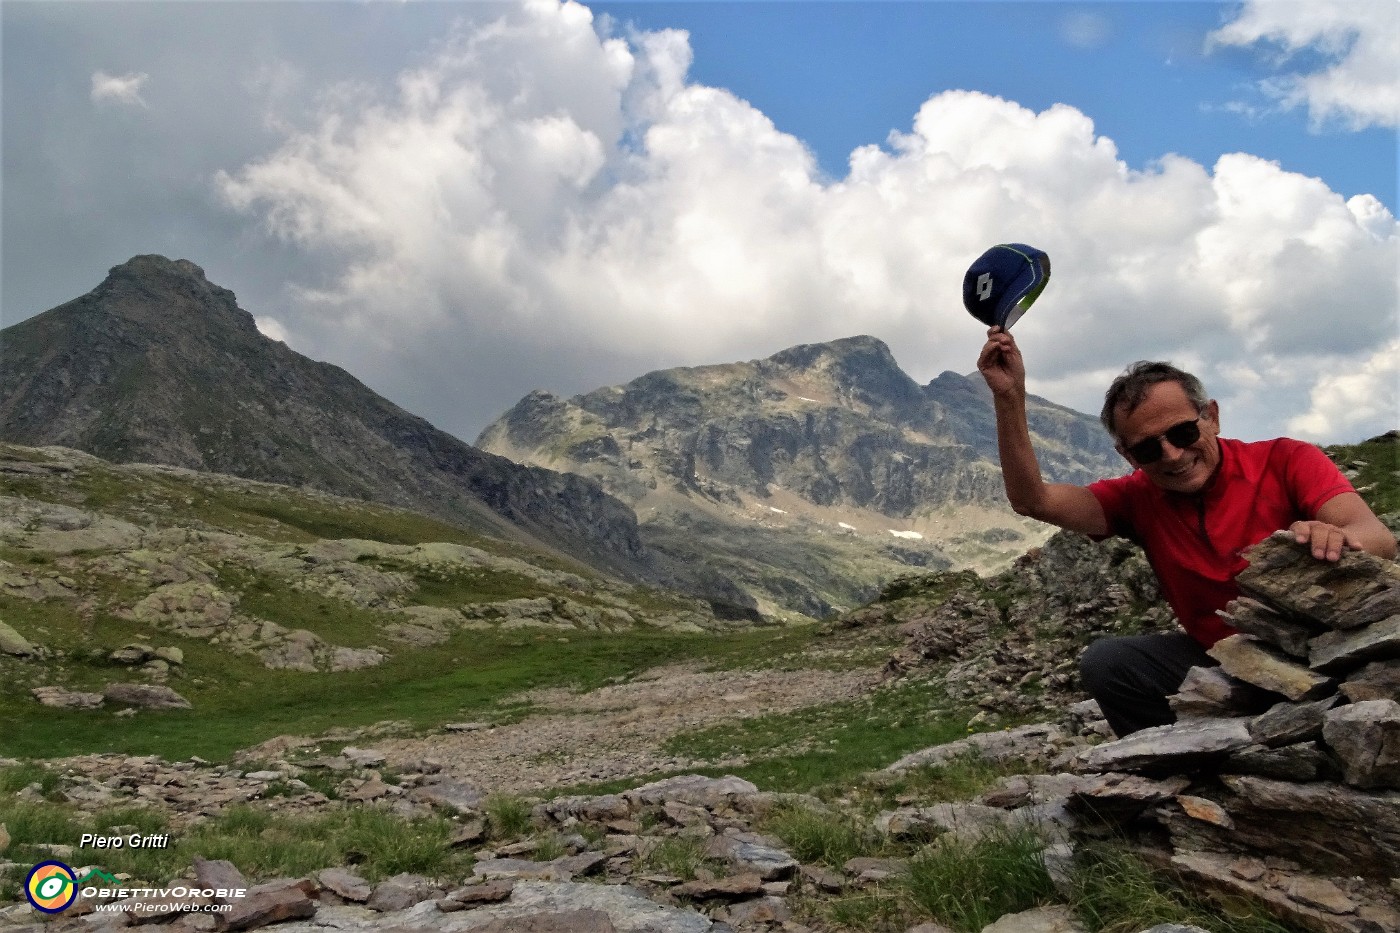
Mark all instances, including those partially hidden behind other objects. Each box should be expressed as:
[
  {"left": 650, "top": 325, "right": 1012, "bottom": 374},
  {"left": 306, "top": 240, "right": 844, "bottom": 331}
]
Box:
[
  {"left": 704, "top": 837, "right": 797, "bottom": 881},
  {"left": 470, "top": 909, "right": 616, "bottom": 932},
  {"left": 1221, "top": 597, "right": 1320, "bottom": 658},
  {"left": 670, "top": 873, "right": 764, "bottom": 900},
  {"left": 979, "top": 905, "right": 1087, "bottom": 933},
  {"left": 1066, "top": 773, "right": 1190, "bottom": 824},
  {"left": 219, "top": 886, "right": 316, "bottom": 931},
  {"left": 885, "top": 723, "right": 1066, "bottom": 772},
  {"left": 1310, "top": 615, "right": 1400, "bottom": 674},
  {"left": 1236, "top": 534, "right": 1400, "bottom": 630},
  {"left": 1248, "top": 696, "right": 1340, "bottom": 747},
  {"left": 1208, "top": 635, "right": 1334, "bottom": 702},
  {"left": 623, "top": 774, "right": 758, "bottom": 808},
  {"left": 103, "top": 683, "right": 193, "bottom": 709},
  {"left": 1341, "top": 659, "right": 1400, "bottom": 702},
  {"left": 411, "top": 778, "right": 486, "bottom": 813},
  {"left": 1219, "top": 774, "right": 1400, "bottom": 877},
  {"left": 1079, "top": 718, "right": 1254, "bottom": 774},
  {"left": 317, "top": 867, "right": 371, "bottom": 902},
  {"left": 1170, "top": 850, "right": 1398, "bottom": 933}
]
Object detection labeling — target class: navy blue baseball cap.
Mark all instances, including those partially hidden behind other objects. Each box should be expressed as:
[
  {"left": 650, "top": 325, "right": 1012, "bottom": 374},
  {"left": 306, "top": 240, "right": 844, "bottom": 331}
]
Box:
[{"left": 962, "top": 243, "right": 1051, "bottom": 330}]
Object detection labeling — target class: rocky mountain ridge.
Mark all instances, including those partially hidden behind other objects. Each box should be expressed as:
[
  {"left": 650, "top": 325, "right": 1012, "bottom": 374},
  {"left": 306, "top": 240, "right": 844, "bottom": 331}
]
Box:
[
  {"left": 479, "top": 335, "right": 1121, "bottom": 618},
  {"left": 0, "top": 257, "right": 664, "bottom": 596}
]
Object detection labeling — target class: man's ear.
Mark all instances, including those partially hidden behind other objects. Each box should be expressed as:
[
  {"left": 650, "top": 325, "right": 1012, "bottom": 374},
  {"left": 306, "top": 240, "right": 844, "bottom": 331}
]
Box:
[
  {"left": 1116, "top": 444, "right": 1140, "bottom": 469},
  {"left": 1203, "top": 399, "right": 1220, "bottom": 430}
]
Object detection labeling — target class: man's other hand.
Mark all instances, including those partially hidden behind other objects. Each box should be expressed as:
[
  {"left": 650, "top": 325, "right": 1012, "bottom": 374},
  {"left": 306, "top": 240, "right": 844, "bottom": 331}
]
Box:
[{"left": 1290, "top": 520, "right": 1354, "bottom": 562}]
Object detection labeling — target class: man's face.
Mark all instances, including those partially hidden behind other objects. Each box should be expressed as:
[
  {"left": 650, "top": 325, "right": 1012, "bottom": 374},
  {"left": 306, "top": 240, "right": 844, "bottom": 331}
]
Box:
[{"left": 1114, "top": 381, "right": 1222, "bottom": 495}]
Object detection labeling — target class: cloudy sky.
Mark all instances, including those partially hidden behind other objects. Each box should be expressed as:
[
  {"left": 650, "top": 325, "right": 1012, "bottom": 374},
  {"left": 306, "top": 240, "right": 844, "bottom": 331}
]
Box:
[{"left": 3, "top": 0, "right": 1397, "bottom": 446}]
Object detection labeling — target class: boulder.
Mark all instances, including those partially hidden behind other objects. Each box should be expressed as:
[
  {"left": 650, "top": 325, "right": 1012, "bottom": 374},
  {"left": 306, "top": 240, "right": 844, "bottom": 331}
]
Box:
[
  {"left": 0, "top": 621, "right": 36, "bottom": 657},
  {"left": 103, "top": 683, "right": 192, "bottom": 709}
]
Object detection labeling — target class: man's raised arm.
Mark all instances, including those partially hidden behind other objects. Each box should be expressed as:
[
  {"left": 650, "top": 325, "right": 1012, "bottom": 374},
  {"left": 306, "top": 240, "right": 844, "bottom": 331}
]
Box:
[{"left": 977, "top": 327, "right": 1109, "bottom": 537}]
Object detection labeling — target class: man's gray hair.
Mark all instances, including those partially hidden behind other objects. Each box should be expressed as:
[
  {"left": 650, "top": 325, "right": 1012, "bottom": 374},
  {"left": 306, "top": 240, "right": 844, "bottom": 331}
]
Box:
[{"left": 1100, "top": 361, "right": 1210, "bottom": 439}]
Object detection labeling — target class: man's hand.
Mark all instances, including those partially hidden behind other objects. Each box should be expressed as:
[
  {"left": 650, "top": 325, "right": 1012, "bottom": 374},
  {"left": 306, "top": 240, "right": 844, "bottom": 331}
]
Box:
[
  {"left": 1290, "top": 520, "right": 1354, "bottom": 562},
  {"left": 977, "top": 327, "right": 1026, "bottom": 398}
]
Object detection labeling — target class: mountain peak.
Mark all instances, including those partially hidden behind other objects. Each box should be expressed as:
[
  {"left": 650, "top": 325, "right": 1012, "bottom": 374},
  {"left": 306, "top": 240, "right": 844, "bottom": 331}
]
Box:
[
  {"left": 88, "top": 254, "right": 252, "bottom": 335},
  {"left": 766, "top": 334, "right": 895, "bottom": 371},
  {"left": 766, "top": 334, "right": 922, "bottom": 418}
]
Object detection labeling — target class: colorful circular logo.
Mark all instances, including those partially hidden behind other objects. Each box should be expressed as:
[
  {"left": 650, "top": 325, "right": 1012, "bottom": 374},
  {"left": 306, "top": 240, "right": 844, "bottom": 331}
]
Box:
[{"left": 26, "top": 861, "right": 78, "bottom": 913}]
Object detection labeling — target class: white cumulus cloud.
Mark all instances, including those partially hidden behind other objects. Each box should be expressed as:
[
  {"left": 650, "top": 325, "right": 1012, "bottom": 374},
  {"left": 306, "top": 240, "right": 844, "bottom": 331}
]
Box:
[
  {"left": 1287, "top": 339, "right": 1400, "bottom": 441},
  {"left": 91, "top": 71, "right": 150, "bottom": 108},
  {"left": 216, "top": 0, "right": 1399, "bottom": 445},
  {"left": 1209, "top": 0, "right": 1400, "bottom": 130}
]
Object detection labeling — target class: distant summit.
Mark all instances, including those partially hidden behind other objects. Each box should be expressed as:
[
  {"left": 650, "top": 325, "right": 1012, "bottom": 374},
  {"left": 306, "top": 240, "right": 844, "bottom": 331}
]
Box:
[
  {"left": 479, "top": 334, "right": 1121, "bottom": 617},
  {"left": 0, "top": 255, "right": 656, "bottom": 586}
]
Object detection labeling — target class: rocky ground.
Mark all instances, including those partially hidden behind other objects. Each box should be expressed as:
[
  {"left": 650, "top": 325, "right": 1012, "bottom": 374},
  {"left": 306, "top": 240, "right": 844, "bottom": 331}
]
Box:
[{"left": 362, "top": 664, "right": 879, "bottom": 793}]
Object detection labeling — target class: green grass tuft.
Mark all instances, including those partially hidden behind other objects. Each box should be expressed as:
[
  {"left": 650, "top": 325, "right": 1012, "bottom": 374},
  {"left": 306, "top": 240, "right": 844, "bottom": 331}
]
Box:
[{"left": 901, "top": 826, "right": 1056, "bottom": 932}]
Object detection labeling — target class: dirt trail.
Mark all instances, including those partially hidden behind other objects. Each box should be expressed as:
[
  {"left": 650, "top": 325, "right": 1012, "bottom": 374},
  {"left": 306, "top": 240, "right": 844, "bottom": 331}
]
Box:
[{"left": 376, "top": 663, "right": 882, "bottom": 793}]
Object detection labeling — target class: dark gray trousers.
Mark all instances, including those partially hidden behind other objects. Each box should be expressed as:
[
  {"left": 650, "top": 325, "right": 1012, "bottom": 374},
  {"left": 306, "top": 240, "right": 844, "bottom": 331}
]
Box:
[{"left": 1079, "top": 632, "right": 1216, "bottom": 737}]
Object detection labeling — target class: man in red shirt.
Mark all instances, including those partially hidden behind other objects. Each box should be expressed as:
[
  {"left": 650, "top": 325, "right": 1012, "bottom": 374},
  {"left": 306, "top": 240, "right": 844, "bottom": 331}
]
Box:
[{"left": 978, "top": 327, "right": 1397, "bottom": 736}]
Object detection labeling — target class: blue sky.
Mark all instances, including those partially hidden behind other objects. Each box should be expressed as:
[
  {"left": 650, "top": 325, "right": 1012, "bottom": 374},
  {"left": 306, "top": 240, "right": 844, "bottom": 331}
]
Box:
[
  {"left": 3, "top": 1, "right": 1397, "bottom": 445},
  {"left": 594, "top": 1, "right": 1394, "bottom": 203}
]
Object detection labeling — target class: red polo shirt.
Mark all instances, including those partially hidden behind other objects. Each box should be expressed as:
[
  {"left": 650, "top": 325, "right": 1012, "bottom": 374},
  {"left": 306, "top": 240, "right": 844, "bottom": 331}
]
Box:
[{"left": 1088, "top": 436, "right": 1355, "bottom": 647}]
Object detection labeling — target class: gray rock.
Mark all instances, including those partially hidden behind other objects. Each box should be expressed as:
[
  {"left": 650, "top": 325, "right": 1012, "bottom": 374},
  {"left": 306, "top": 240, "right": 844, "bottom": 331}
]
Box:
[
  {"left": 1218, "top": 774, "right": 1400, "bottom": 877},
  {"left": 31, "top": 685, "right": 104, "bottom": 708},
  {"left": 1079, "top": 718, "right": 1254, "bottom": 774},
  {"left": 0, "top": 621, "right": 37, "bottom": 657},
  {"left": 438, "top": 879, "right": 516, "bottom": 911},
  {"left": 1310, "top": 615, "right": 1400, "bottom": 674},
  {"left": 978, "top": 905, "right": 1087, "bottom": 932},
  {"left": 192, "top": 856, "right": 245, "bottom": 903},
  {"left": 470, "top": 909, "right": 617, "bottom": 932},
  {"left": 1235, "top": 534, "right": 1400, "bottom": 630},
  {"left": 411, "top": 777, "right": 485, "bottom": 813},
  {"left": 885, "top": 723, "right": 1066, "bottom": 772},
  {"left": 102, "top": 683, "right": 192, "bottom": 709},
  {"left": 704, "top": 837, "right": 797, "bottom": 881},
  {"left": 1248, "top": 696, "right": 1341, "bottom": 747},
  {"left": 553, "top": 852, "right": 608, "bottom": 880},
  {"left": 1224, "top": 742, "right": 1331, "bottom": 782},
  {"left": 1065, "top": 773, "right": 1191, "bottom": 824},
  {"left": 670, "top": 874, "right": 764, "bottom": 900},
  {"left": 220, "top": 885, "right": 316, "bottom": 931},
  {"left": 717, "top": 895, "right": 790, "bottom": 926},
  {"left": 1220, "top": 597, "right": 1320, "bottom": 657},
  {"left": 454, "top": 880, "right": 715, "bottom": 931},
  {"left": 624, "top": 774, "right": 758, "bottom": 808},
  {"left": 366, "top": 872, "right": 440, "bottom": 911},
  {"left": 474, "top": 859, "right": 567, "bottom": 882},
  {"left": 1341, "top": 659, "right": 1400, "bottom": 702},
  {"left": 1169, "top": 665, "right": 1274, "bottom": 719},
  {"left": 109, "top": 643, "right": 155, "bottom": 665},
  {"left": 317, "top": 867, "right": 371, "bottom": 902},
  {"left": 1323, "top": 699, "right": 1400, "bottom": 789}
]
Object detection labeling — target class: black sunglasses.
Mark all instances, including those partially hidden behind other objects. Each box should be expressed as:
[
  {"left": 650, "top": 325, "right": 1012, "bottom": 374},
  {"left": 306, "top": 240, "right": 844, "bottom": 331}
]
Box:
[{"left": 1124, "top": 418, "right": 1201, "bottom": 464}]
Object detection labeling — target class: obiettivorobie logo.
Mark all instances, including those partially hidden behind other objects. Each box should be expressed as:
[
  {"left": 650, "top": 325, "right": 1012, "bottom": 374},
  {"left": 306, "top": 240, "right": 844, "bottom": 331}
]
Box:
[
  {"left": 25, "top": 862, "right": 119, "bottom": 913},
  {"left": 25, "top": 860, "right": 245, "bottom": 916}
]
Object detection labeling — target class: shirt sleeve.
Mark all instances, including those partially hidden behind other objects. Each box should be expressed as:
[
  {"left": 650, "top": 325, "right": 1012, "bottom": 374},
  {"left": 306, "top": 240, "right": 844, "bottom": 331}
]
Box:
[
  {"left": 1278, "top": 438, "right": 1356, "bottom": 516},
  {"left": 1088, "top": 472, "right": 1141, "bottom": 541}
]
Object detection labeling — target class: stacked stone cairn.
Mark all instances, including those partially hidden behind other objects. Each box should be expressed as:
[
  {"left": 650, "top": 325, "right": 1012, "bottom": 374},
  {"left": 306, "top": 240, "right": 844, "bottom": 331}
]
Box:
[{"left": 1069, "top": 532, "right": 1400, "bottom": 933}]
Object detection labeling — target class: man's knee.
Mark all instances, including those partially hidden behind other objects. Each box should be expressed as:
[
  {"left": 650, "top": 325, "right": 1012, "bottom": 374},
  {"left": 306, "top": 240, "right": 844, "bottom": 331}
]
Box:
[{"left": 1079, "top": 637, "right": 1132, "bottom": 693}]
